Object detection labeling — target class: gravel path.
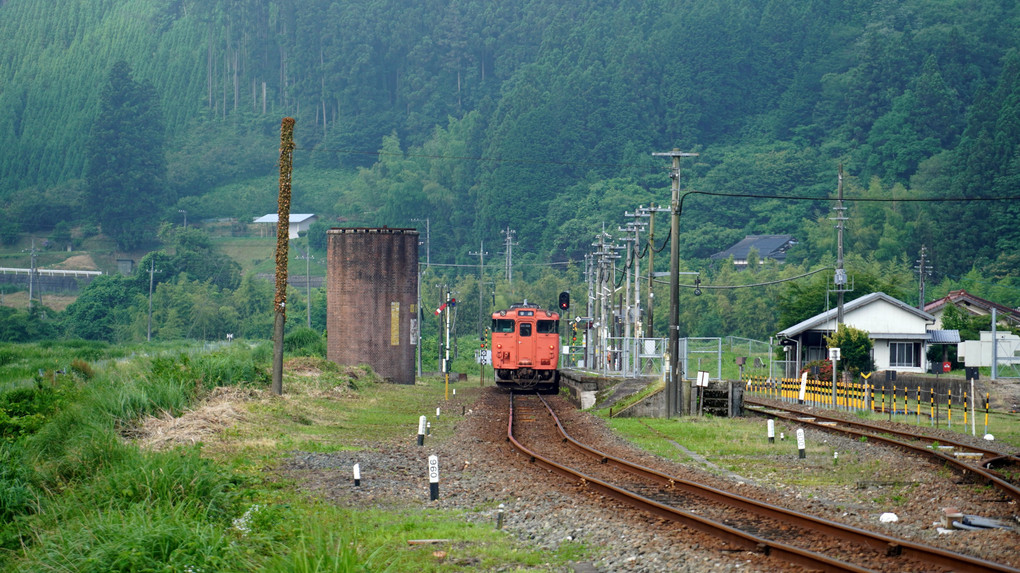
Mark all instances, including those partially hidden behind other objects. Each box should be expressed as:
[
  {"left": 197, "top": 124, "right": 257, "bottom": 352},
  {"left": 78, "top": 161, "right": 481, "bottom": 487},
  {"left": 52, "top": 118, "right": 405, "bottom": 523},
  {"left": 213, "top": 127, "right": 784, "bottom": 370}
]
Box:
[{"left": 280, "top": 387, "right": 1020, "bottom": 572}]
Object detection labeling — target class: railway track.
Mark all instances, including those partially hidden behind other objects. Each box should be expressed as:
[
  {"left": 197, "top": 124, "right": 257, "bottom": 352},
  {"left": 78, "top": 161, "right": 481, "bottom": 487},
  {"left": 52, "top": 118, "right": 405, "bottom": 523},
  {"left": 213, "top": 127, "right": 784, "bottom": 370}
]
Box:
[
  {"left": 507, "top": 391, "right": 1019, "bottom": 573},
  {"left": 744, "top": 397, "right": 1020, "bottom": 504}
]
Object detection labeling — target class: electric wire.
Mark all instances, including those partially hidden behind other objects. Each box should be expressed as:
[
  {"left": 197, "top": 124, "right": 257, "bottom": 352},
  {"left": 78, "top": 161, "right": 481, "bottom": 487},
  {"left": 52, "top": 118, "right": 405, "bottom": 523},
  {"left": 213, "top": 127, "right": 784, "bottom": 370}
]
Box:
[{"left": 650, "top": 266, "right": 835, "bottom": 290}]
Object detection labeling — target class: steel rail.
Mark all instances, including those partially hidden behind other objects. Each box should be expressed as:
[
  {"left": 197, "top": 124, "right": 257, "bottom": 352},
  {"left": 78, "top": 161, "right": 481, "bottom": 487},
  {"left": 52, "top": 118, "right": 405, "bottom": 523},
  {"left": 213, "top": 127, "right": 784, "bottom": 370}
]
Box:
[
  {"left": 509, "top": 391, "right": 1020, "bottom": 573},
  {"left": 507, "top": 392, "right": 876, "bottom": 573},
  {"left": 744, "top": 400, "right": 1020, "bottom": 504},
  {"left": 745, "top": 397, "right": 1020, "bottom": 463}
]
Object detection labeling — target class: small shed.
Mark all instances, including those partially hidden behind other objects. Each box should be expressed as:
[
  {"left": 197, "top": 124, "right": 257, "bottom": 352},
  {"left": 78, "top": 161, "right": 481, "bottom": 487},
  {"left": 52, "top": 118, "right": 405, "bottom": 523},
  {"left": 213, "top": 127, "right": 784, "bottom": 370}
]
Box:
[{"left": 253, "top": 214, "right": 318, "bottom": 240}]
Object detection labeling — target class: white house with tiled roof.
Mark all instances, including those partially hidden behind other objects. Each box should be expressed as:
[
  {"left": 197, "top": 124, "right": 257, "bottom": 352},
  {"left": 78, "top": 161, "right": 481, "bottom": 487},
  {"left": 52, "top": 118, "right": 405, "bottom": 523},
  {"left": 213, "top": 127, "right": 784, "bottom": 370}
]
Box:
[{"left": 777, "top": 292, "right": 958, "bottom": 374}]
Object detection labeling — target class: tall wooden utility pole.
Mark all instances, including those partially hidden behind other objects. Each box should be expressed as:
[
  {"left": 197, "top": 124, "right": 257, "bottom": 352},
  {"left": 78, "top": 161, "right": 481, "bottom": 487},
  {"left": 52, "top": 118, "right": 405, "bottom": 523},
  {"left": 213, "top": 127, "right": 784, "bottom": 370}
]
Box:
[
  {"left": 653, "top": 149, "right": 698, "bottom": 417},
  {"left": 272, "top": 117, "right": 295, "bottom": 396}
]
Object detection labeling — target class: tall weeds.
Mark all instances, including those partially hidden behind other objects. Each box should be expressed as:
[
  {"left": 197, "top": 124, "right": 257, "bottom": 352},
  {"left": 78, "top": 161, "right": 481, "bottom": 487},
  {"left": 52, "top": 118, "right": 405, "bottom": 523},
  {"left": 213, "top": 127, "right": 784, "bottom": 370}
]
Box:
[{"left": 0, "top": 342, "right": 285, "bottom": 571}]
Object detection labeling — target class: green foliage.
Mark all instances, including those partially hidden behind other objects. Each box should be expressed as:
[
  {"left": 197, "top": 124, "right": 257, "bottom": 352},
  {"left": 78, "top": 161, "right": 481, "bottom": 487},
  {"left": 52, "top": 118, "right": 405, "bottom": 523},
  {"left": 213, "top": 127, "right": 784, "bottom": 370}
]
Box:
[
  {"left": 0, "top": 219, "right": 19, "bottom": 245},
  {"left": 284, "top": 327, "right": 326, "bottom": 358},
  {"left": 824, "top": 324, "right": 875, "bottom": 376},
  {"left": 939, "top": 303, "right": 992, "bottom": 341},
  {"left": 62, "top": 274, "right": 138, "bottom": 342},
  {"left": 0, "top": 307, "right": 59, "bottom": 343},
  {"left": 0, "top": 442, "right": 39, "bottom": 550},
  {"left": 802, "top": 359, "right": 833, "bottom": 381},
  {"left": 186, "top": 346, "right": 272, "bottom": 389},
  {"left": 0, "top": 379, "right": 76, "bottom": 441},
  {"left": 83, "top": 60, "right": 168, "bottom": 250},
  {"left": 74, "top": 445, "right": 244, "bottom": 522},
  {"left": 1, "top": 0, "right": 1020, "bottom": 342},
  {"left": 262, "top": 523, "right": 387, "bottom": 573},
  {"left": 146, "top": 226, "right": 243, "bottom": 290},
  {"left": 16, "top": 502, "right": 255, "bottom": 573}
]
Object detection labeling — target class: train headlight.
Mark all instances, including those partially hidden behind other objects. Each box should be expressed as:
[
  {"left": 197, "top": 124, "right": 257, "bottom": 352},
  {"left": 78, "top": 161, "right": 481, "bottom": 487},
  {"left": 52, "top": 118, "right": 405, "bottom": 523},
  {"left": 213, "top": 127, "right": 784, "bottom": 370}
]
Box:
[{"left": 499, "top": 310, "right": 506, "bottom": 316}]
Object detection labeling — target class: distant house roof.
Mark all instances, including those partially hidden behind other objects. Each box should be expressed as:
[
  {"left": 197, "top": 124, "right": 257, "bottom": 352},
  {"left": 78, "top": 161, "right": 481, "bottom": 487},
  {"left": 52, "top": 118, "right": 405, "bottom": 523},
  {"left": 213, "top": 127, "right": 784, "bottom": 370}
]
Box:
[
  {"left": 253, "top": 214, "right": 317, "bottom": 224},
  {"left": 924, "top": 289, "right": 1020, "bottom": 326},
  {"left": 710, "top": 235, "right": 797, "bottom": 265}
]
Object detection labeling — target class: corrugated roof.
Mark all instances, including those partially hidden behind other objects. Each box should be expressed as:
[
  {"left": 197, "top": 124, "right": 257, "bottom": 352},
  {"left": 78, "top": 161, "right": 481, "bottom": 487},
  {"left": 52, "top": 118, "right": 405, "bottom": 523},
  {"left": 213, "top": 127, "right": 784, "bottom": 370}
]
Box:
[
  {"left": 253, "top": 214, "right": 317, "bottom": 223},
  {"left": 928, "top": 329, "right": 961, "bottom": 344}
]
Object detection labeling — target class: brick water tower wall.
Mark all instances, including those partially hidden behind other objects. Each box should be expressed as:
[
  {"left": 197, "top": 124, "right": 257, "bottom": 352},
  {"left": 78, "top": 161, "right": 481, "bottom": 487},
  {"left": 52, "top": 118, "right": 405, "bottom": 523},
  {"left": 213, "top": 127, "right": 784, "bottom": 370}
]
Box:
[{"left": 326, "top": 228, "right": 419, "bottom": 384}]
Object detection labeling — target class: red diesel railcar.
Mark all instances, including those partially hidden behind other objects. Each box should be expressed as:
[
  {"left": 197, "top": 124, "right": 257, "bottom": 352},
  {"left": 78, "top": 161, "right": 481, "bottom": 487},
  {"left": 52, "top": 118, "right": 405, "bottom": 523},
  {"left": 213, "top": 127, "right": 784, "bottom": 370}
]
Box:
[{"left": 491, "top": 302, "right": 560, "bottom": 393}]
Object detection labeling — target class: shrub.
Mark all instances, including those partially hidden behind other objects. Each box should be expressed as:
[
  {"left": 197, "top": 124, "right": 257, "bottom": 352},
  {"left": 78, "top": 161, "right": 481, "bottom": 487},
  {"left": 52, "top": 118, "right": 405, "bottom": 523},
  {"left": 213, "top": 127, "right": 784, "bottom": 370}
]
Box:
[
  {"left": 0, "top": 382, "right": 75, "bottom": 441},
  {"left": 801, "top": 359, "right": 833, "bottom": 381},
  {"left": 69, "top": 359, "right": 94, "bottom": 380},
  {"left": 284, "top": 327, "right": 326, "bottom": 357}
]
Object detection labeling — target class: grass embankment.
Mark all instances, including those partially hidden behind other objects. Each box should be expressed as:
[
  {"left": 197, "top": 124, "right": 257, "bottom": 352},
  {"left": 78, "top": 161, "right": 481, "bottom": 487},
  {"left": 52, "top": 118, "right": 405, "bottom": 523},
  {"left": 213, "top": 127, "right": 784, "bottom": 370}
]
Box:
[{"left": 0, "top": 341, "right": 572, "bottom": 572}]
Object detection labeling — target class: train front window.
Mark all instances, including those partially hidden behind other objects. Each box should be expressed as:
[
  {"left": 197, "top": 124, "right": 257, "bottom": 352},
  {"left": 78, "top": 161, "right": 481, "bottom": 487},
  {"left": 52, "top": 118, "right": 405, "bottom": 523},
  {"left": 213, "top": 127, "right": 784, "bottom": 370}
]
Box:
[
  {"left": 536, "top": 320, "right": 558, "bottom": 334},
  {"left": 519, "top": 323, "right": 532, "bottom": 337},
  {"left": 493, "top": 319, "right": 515, "bottom": 333}
]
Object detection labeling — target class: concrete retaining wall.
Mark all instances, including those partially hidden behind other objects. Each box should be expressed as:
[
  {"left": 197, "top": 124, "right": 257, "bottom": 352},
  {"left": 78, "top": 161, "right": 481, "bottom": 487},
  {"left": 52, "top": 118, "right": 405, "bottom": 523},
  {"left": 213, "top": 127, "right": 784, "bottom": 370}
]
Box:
[{"left": 560, "top": 368, "right": 744, "bottom": 418}]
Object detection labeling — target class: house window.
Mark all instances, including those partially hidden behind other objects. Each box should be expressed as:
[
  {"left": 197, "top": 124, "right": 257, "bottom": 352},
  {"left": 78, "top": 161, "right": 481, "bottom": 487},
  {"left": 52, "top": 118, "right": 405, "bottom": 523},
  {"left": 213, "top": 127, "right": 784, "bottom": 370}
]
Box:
[{"left": 889, "top": 342, "right": 918, "bottom": 368}]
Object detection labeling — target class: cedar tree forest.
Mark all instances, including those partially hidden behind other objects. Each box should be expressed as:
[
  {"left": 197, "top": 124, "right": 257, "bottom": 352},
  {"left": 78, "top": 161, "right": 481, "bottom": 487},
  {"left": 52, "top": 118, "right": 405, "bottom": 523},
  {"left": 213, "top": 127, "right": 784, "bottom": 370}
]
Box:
[{"left": 1, "top": 0, "right": 1019, "bottom": 345}]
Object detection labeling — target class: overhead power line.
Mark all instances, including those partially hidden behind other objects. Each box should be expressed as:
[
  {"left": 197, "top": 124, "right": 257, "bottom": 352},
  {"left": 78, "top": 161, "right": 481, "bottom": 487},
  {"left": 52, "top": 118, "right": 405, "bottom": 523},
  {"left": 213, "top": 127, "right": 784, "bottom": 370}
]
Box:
[{"left": 649, "top": 267, "right": 835, "bottom": 290}]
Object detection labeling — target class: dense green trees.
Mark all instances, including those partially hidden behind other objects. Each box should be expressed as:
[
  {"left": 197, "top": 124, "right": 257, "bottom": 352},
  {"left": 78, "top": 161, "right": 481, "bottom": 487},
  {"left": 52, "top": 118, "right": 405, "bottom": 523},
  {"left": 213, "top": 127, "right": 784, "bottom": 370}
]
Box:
[
  {"left": 84, "top": 61, "right": 168, "bottom": 250},
  {"left": 1, "top": 0, "right": 1019, "bottom": 343}
]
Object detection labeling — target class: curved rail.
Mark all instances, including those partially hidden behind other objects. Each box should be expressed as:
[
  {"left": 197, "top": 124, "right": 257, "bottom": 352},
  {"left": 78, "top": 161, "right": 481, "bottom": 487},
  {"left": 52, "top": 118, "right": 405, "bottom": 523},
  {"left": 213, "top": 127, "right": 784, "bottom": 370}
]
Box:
[
  {"left": 507, "top": 391, "right": 1019, "bottom": 573},
  {"left": 745, "top": 397, "right": 1020, "bottom": 464},
  {"left": 744, "top": 399, "right": 1020, "bottom": 504}
]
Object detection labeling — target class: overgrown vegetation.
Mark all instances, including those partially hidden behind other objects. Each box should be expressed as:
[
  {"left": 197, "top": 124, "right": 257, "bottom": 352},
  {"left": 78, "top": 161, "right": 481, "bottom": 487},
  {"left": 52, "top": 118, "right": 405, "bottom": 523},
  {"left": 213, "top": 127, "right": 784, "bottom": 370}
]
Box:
[
  {"left": 0, "top": 341, "right": 571, "bottom": 571},
  {"left": 1, "top": 1, "right": 1019, "bottom": 347}
]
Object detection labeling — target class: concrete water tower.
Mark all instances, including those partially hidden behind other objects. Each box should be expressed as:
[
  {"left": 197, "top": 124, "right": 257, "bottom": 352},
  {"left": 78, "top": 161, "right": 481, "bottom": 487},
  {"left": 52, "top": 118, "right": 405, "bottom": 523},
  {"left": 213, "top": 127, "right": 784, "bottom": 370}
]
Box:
[{"left": 326, "top": 227, "right": 419, "bottom": 384}]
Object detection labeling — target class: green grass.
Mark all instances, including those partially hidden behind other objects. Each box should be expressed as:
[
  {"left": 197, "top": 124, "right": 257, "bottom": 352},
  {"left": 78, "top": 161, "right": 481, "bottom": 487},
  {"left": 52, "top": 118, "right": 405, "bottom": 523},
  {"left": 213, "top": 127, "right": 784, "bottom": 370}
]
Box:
[
  {"left": 606, "top": 414, "right": 918, "bottom": 490},
  {"left": 0, "top": 343, "right": 579, "bottom": 572}
]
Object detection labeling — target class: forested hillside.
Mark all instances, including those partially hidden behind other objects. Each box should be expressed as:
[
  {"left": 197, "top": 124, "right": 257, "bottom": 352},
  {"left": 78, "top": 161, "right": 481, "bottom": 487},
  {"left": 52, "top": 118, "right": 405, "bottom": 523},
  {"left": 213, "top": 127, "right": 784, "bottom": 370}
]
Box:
[{"left": 2, "top": 0, "right": 1019, "bottom": 333}]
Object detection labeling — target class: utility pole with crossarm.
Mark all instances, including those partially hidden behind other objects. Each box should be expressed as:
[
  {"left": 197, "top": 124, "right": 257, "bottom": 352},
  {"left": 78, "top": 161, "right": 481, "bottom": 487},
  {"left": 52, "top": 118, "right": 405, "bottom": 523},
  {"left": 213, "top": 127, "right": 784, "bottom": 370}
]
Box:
[{"left": 653, "top": 148, "right": 698, "bottom": 417}]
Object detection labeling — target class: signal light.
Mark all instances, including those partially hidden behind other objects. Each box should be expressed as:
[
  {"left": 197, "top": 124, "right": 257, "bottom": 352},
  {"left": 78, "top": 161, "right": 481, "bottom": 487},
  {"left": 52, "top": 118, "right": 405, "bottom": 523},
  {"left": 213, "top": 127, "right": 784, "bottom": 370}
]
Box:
[{"left": 558, "top": 291, "right": 570, "bottom": 310}]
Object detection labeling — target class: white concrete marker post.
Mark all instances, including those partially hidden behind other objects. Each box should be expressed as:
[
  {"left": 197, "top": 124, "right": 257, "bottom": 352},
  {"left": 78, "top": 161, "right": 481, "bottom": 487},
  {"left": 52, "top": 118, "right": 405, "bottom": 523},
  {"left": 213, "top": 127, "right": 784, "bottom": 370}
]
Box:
[
  {"left": 829, "top": 347, "right": 840, "bottom": 409},
  {"left": 767, "top": 419, "right": 775, "bottom": 444},
  {"left": 428, "top": 455, "right": 439, "bottom": 501},
  {"left": 797, "top": 428, "right": 806, "bottom": 459},
  {"left": 417, "top": 415, "right": 427, "bottom": 446},
  {"left": 353, "top": 463, "right": 361, "bottom": 487}
]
